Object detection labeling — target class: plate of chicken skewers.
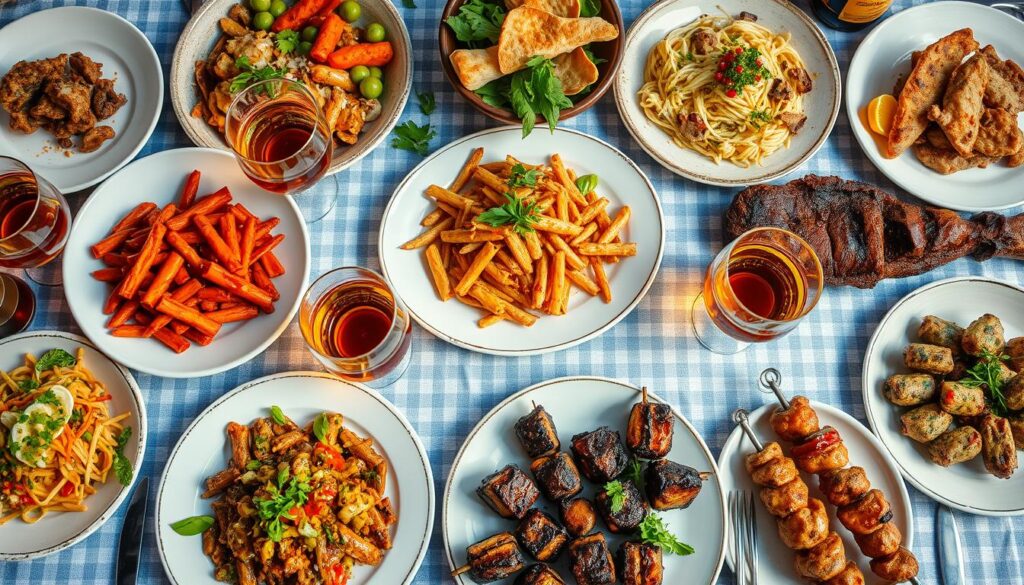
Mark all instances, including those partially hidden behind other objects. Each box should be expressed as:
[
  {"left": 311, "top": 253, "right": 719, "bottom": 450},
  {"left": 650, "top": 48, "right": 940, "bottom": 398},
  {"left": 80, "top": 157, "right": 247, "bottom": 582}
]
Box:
[
  {"left": 443, "top": 376, "right": 726, "bottom": 585},
  {"left": 718, "top": 370, "right": 918, "bottom": 585}
]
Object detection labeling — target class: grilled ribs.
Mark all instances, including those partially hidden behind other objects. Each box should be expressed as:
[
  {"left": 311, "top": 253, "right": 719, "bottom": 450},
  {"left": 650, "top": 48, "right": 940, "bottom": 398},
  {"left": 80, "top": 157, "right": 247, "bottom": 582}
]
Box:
[{"left": 723, "top": 175, "right": 1024, "bottom": 288}]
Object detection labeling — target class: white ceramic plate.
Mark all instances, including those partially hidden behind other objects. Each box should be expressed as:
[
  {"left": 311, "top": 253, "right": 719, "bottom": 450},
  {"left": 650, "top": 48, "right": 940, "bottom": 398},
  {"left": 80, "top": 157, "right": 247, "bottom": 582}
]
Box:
[
  {"left": 155, "top": 371, "right": 433, "bottom": 585},
  {"left": 0, "top": 6, "right": 162, "bottom": 194},
  {"left": 718, "top": 402, "right": 914, "bottom": 585},
  {"left": 171, "top": 0, "right": 412, "bottom": 177},
  {"left": 614, "top": 0, "right": 840, "bottom": 186},
  {"left": 378, "top": 127, "right": 664, "bottom": 355},
  {"left": 443, "top": 376, "right": 727, "bottom": 585},
  {"left": 847, "top": 1, "right": 1024, "bottom": 212},
  {"left": 0, "top": 330, "right": 146, "bottom": 560},
  {"left": 862, "top": 276, "right": 1024, "bottom": 515},
  {"left": 62, "top": 148, "right": 310, "bottom": 378}
]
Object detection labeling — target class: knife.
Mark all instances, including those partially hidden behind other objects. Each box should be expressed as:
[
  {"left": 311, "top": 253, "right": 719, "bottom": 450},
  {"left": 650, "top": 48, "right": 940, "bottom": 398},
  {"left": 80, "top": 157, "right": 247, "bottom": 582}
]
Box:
[
  {"left": 937, "top": 504, "right": 966, "bottom": 585},
  {"left": 115, "top": 477, "right": 150, "bottom": 585}
]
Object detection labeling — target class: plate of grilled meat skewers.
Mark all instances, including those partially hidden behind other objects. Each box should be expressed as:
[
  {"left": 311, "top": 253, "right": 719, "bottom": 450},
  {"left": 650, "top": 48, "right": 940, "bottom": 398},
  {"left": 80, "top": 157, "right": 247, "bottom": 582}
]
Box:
[
  {"left": 719, "top": 370, "right": 918, "bottom": 585},
  {"left": 442, "top": 376, "right": 726, "bottom": 585}
]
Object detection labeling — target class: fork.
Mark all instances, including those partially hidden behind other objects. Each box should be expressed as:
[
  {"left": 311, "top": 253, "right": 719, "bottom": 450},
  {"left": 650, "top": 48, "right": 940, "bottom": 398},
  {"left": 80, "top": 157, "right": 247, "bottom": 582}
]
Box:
[{"left": 730, "top": 490, "right": 759, "bottom": 585}]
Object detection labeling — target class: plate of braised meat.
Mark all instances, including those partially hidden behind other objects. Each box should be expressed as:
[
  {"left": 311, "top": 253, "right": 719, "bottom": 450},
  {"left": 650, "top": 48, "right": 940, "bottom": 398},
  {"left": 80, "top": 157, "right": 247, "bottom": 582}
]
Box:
[{"left": 443, "top": 376, "right": 726, "bottom": 585}]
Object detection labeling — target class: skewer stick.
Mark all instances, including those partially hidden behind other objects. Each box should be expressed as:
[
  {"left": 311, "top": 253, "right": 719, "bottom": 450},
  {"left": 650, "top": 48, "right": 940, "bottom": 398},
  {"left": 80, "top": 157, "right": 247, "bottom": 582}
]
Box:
[
  {"left": 731, "top": 408, "right": 765, "bottom": 452},
  {"left": 451, "top": 565, "right": 471, "bottom": 577},
  {"left": 758, "top": 367, "right": 790, "bottom": 410},
  {"left": 909, "top": 578, "right": 921, "bottom": 585},
  {"left": 641, "top": 386, "right": 648, "bottom": 403}
]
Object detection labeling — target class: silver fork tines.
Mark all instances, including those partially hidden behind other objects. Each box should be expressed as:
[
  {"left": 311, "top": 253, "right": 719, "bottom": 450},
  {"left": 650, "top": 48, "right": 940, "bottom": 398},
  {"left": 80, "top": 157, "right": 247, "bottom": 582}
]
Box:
[{"left": 730, "top": 490, "right": 759, "bottom": 585}]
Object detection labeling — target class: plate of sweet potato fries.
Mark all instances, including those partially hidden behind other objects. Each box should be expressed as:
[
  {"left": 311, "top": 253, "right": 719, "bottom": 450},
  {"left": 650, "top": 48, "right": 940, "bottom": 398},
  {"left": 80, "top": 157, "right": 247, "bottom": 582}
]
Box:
[
  {"left": 379, "top": 126, "right": 664, "bottom": 355},
  {"left": 62, "top": 147, "right": 310, "bottom": 378}
]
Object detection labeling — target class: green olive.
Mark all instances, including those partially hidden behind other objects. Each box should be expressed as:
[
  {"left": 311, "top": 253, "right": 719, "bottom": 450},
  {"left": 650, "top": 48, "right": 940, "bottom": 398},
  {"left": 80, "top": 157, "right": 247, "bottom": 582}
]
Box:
[
  {"left": 350, "top": 65, "right": 370, "bottom": 83},
  {"left": 301, "top": 26, "right": 319, "bottom": 42},
  {"left": 365, "top": 22, "right": 386, "bottom": 43},
  {"left": 297, "top": 41, "right": 313, "bottom": 55},
  {"left": 250, "top": 0, "right": 271, "bottom": 12},
  {"left": 253, "top": 11, "right": 274, "bottom": 30},
  {"left": 269, "top": 0, "right": 287, "bottom": 17},
  {"left": 359, "top": 76, "right": 383, "bottom": 99},
  {"left": 340, "top": 0, "right": 361, "bottom": 22},
  {"left": 368, "top": 66, "right": 383, "bottom": 78}
]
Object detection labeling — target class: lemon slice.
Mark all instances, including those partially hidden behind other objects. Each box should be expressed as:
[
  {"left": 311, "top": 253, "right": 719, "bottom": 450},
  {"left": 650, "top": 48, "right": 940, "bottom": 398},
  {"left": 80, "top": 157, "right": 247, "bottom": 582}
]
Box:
[{"left": 867, "top": 94, "right": 897, "bottom": 136}]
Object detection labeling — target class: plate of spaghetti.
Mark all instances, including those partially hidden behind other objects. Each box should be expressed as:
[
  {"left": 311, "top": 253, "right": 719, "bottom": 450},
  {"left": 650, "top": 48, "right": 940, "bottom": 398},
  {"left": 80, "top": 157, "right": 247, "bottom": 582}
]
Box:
[
  {"left": 0, "top": 330, "right": 145, "bottom": 560},
  {"left": 614, "top": 0, "right": 840, "bottom": 186}
]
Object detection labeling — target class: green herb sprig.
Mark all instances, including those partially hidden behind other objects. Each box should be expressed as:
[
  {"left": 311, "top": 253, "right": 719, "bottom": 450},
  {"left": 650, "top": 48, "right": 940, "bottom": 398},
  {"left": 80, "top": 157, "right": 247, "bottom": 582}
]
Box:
[
  {"left": 270, "top": 405, "right": 287, "bottom": 426},
  {"left": 476, "top": 193, "right": 540, "bottom": 235},
  {"left": 575, "top": 174, "right": 598, "bottom": 195},
  {"left": 508, "top": 56, "right": 573, "bottom": 138},
  {"left": 604, "top": 480, "right": 626, "bottom": 513},
  {"left": 625, "top": 457, "right": 645, "bottom": 491},
  {"left": 960, "top": 350, "right": 1011, "bottom": 416},
  {"left": 391, "top": 120, "right": 437, "bottom": 156},
  {"left": 171, "top": 515, "right": 215, "bottom": 536},
  {"left": 417, "top": 91, "right": 436, "bottom": 115},
  {"left": 36, "top": 349, "right": 76, "bottom": 372},
  {"left": 113, "top": 427, "right": 133, "bottom": 487},
  {"left": 445, "top": 0, "right": 506, "bottom": 47},
  {"left": 579, "top": 0, "right": 601, "bottom": 17},
  {"left": 639, "top": 513, "right": 695, "bottom": 556},
  {"left": 254, "top": 470, "right": 312, "bottom": 542},
  {"left": 275, "top": 29, "right": 299, "bottom": 54},
  {"left": 229, "top": 56, "right": 286, "bottom": 94},
  {"left": 507, "top": 163, "right": 539, "bottom": 189},
  {"left": 313, "top": 413, "right": 330, "bottom": 443},
  {"left": 17, "top": 379, "right": 38, "bottom": 392},
  {"left": 749, "top": 109, "right": 773, "bottom": 128}
]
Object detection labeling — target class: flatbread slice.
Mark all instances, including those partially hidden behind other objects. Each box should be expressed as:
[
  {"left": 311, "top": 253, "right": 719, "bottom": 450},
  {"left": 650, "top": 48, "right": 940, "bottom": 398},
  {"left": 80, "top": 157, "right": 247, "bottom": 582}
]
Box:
[
  {"left": 497, "top": 6, "right": 618, "bottom": 74},
  {"left": 449, "top": 46, "right": 597, "bottom": 95},
  {"left": 979, "top": 44, "right": 1024, "bottom": 114},
  {"left": 927, "top": 54, "right": 989, "bottom": 157},
  {"left": 505, "top": 0, "right": 581, "bottom": 18},
  {"left": 887, "top": 28, "right": 978, "bottom": 159}
]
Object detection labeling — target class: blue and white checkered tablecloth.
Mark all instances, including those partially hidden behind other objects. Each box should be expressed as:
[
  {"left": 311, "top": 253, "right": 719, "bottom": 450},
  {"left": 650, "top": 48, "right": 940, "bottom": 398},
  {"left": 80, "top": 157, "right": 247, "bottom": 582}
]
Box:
[{"left": 2, "top": 0, "right": 1023, "bottom": 582}]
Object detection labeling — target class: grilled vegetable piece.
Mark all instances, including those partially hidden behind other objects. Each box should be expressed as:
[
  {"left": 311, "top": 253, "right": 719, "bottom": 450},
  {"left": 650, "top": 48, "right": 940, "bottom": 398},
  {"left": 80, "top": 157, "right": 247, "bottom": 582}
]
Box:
[
  {"left": 939, "top": 381, "right": 987, "bottom": 416},
  {"left": 559, "top": 497, "right": 598, "bottom": 538},
  {"left": 516, "top": 564, "right": 566, "bottom": 585},
  {"left": 980, "top": 414, "right": 1019, "bottom": 478},
  {"left": 531, "top": 452, "right": 583, "bottom": 501},
  {"left": 918, "top": 315, "right": 964, "bottom": 353},
  {"left": 837, "top": 489, "right": 892, "bottom": 535},
  {"left": 477, "top": 465, "right": 541, "bottom": 519},
  {"left": 883, "top": 374, "right": 937, "bottom": 406},
  {"left": 626, "top": 390, "right": 673, "bottom": 459},
  {"left": 515, "top": 509, "right": 570, "bottom": 562},
  {"left": 749, "top": 452, "right": 799, "bottom": 487},
  {"left": 759, "top": 477, "right": 809, "bottom": 517},
  {"left": 595, "top": 479, "right": 647, "bottom": 534},
  {"left": 928, "top": 426, "right": 982, "bottom": 466},
  {"left": 644, "top": 459, "right": 708, "bottom": 511},
  {"left": 792, "top": 427, "right": 849, "bottom": 474},
  {"left": 823, "top": 561, "right": 866, "bottom": 585},
  {"left": 571, "top": 427, "right": 630, "bottom": 483},
  {"left": 903, "top": 343, "right": 954, "bottom": 375},
  {"left": 869, "top": 546, "right": 919, "bottom": 582},
  {"left": 463, "top": 532, "right": 527, "bottom": 583},
  {"left": 961, "top": 313, "right": 1005, "bottom": 356},
  {"left": 617, "top": 541, "right": 664, "bottom": 585},
  {"left": 744, "top": 441, "right": 784, "bottom": 472},
  {"left": 769, "top": 395, "right": 820, "bottom": 441},
  {"left": 794, "top": 532, "right": 847, "bottom": 581},
  {"left": 854, "top": 521, "right": 902, "bottom": 558},
  {"left": 778, "top": 497, "right": 829, "bottom": 550},
  {"left": 568, "top": 533, "right": 617, "bottom": 585},
  {"left": 900, "top": 403, "right": 953, "bottom": 443},
  {"left": 817, "top": 466, "right": 870, "bottom": 508},
  {"left": 515, "top": 405, "right": 561, "bottom": 459},
  {"left": 1007, "top": 336, "right": 1024, "bottom": 372}
]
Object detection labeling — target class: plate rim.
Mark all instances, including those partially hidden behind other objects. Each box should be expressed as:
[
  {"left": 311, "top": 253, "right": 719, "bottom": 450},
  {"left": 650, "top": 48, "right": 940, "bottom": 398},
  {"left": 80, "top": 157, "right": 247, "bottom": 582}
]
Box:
[
  {"left": 0, "top": 5, "right": 164, "bottom": 194},
  {"left": 377, "top": 125, "right": 666, "bottom": 356},
  {"left": 60, "top": 146, "right": 311, "bottom": 378},
  {"left": 441, "top": 375, "right": 728, "bottom": 585},
  {"left": 860, "top": 275, "right": 1024, "bottom": 516},
  {"left": 154, "top": 370, "right": 435, "bottom": 585},
  {"left": 716, "top": 400, "right": 916, "bottom": 574},
  {"left": 612, "top": 0, "right": 841, "bottom": 186},
  {"left": 169, "top": 0, "right": 413, "bottom": 177},
  {"left": 845, "top": 0, "right": 1024, "bottom": 213},
  {"left": 0, "top": 329, "right": 147, "bottom": 561}
]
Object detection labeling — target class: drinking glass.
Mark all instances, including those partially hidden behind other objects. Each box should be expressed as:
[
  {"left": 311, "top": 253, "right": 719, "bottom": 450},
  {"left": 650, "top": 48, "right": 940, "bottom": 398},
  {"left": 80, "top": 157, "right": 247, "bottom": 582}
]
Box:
[
  {"left": 0, "top": 156, "right": 72, "bottom": 287},
  {"left": 224, "top": 78, "right": 337, "bottom": 223},
  {"left": 300, "top": 267, "right": 413, "bottom": 388},
  {"left": 691, "top": 227, "right": 823, "bottom": 354}
]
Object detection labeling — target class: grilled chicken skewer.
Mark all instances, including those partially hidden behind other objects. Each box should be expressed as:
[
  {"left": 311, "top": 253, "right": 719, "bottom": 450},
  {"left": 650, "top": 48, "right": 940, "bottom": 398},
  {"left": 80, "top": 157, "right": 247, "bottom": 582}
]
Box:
[
  {"left": 759, "top": 369, "right": 921, "bottom": 585},
  {"left": 452, "top": 532, "right": 527, "bottom": 583},
  {"left": 733, "top": 409, "right": 865, "bottom": 584}
]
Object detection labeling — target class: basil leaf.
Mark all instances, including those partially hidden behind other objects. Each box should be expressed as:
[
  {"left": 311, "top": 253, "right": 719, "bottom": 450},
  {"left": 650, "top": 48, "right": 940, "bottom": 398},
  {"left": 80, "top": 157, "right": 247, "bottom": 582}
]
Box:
[
  {"left": 270, "top": 405, "right": 286, "bottom": 425},
  {"left": 171, "top": 515, "right": 215, "bottom": 536},
  {"left": 36, "top": 349, "right": 76, "bottom": 371},
  {"left": 575, "top": 174, "right": 598, "bottom": 195},
  {"left": 313, "top": 413, "right": 330, "bottom": 443}
]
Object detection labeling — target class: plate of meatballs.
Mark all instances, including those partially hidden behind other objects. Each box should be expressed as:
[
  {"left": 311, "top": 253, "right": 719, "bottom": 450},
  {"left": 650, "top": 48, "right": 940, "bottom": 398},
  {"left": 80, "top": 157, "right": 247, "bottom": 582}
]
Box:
[
  {"left": 442, "top": 376, "right": 727, "bottom": 585},
  {"left": 863, "top": 276, "right": 1024, "bottom": 515}
]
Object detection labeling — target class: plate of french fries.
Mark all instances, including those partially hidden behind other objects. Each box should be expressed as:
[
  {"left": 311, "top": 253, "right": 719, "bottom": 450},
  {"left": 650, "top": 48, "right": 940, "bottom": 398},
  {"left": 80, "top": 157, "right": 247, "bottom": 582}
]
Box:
[
  {"left": 378, "top": 126, "right": 664, "bottom": 355},
  {"left": 62, "top": 147, "right": 310, "bottom": 378}
]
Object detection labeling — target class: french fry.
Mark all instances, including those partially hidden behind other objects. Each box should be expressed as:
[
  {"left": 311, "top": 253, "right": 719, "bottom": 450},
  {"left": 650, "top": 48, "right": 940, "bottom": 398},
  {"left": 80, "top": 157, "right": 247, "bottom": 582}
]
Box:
[
  {"left": 577, "top": 198, "right": 609, "bottom": 227},
  {"left": 401, "top": 217, "right": 453, "bottom": 250},
  {"left": 458, "top": 242, "right": 483, "bottom": 255},
  {"left": 478, "top": 314, "right": 505, "bottom": 328},
  {"left": 550, "top": 251, "right": 566, "bottom": 315},
  {"left": 566, "top": 269, "right": 600, "bottom": 296},
  {"left": 471, "top": 167, "right": 507, "bottom": 193},
  {"left": 531, "top": 253, "right": 548, "bottom": 309},
  {"left": 523, "top": 230, "right": 543, "bottom": 260},
  {"left": 424, "top": 244, "right": 450, "bottom": 301},
  {"left": 450, "top": 147, "right": 484, "bottom": 192},
  {"left": 591, "top": 258, "right": 611, "bottom": 303},
  {"left": 440, "top": 229, "right": 505, "bottom": 244},
  {"left": 156, "top": 295, "right": 222, "bottom": 337},
  {"left": 420, "top": 208, "right": 444, "bottom": 227},
  {"left": 140, "top": 252, "right": 185, "bottom": 308},
  {"left": 425, "top": 185, "right": 482, "bottom": 214},
  {"left": 494, "top": 249, "right": 524, "bottom": 276},
  {"left": 577, "top": 242, "right": 637, "bottom": 257},
  {"left": 454, "top": 242, "right": 499, "bottom": 297},
  {"left": 498, "top": 299, "right": 537, "bottom": 327},
  {"left": 598, "top": 206, "right": 631, "bottom": 243},
  {"left": 468, "top": 282, "right": 506, "bottom": 315},
  {"left": 533, "top": 215, "right": 583, "bottom": 237},
  {"left": 550, "top": 154, "right": 587, "bottom": 206},
  {"left": 504, "top": 232, "right": 533, "bottom": 275},
  {"left": 570, "top": 222, "right": 599, "bottom": 246},
  {"left": 547, "top": 234, "right": 586, "bottom": 271}
]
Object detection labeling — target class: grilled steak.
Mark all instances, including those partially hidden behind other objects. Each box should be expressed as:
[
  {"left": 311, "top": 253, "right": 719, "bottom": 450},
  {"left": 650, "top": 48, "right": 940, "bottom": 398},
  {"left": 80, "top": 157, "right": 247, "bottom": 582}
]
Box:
[
  {"left": 571, "top": 427, "right": 630, "bottom": 483},
  {"left": 477, "top": 465, "right": 541, "bottom": 519}
]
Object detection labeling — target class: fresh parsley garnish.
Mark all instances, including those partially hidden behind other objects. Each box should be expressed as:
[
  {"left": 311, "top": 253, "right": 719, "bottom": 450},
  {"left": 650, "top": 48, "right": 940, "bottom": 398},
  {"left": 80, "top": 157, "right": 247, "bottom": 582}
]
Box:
[
  {"left": 254, "top": 469, "right": 312, "bottom": 542},
  {"left": 113, "top": 427, "right": 133, "bottom": 487},
  {"left": 16, "top": 379, "right": 38, "bottom": 392},
  {"left": 575, "top": 174, "right": 598, "bottom": 195},
  {"left": 36, "top": 389, "right": 60, "bottom": 407},
  {"left": 246, "top": 459, "right": 262, "bottom": 471},
  {"left": 313, "top": 413, "right": 330, "bottom": 443},
  {"left": 391, "top": 120, "right": 437, "bottom": 156},
  {"left": 639, "top": 513, "right": 695, "bottom": 556},
  {"left": 507, "top": 163, "right": 539, "bottom": 189},
  {"left": 36, "top": 349, "right": 76, "bottom": 371},
  {"left": 716, "top": 46, "right": 771, "bottom": 96},
  {"left": 474, "top": 77, "right": 511, "bottom": 108},
  {"left": 749, "top": 109, "right": 773, "bottom": 128},
  {"left": 476, "top": 192, "right": 540, "bottom": 235},
  {"left": 229, "top": 56, "right": 286, "bottom": 94},
  {"left": 509, "top": 56, "right": 573, "bottom": 137},
  {"left": 402, "top": 0, "right": 416, "bottom": 7},
  {"left": 417, "top": 90, "right": 436, "bottom": 115},
  {"left": 170, "top": 515, "right": 214, "bottom": 536},
  {"left": 445, "top": 0, "right": 506, "bottom": 47},
  {"left": 579, "top": 0, "right": 601, "bottom": 17},
  {"left": 685, "top": 51, "right": 695, "bottom": 62},
  {"left": 583, "top": 45, "right": 607, "bottom": 66},
  {"left": 625, "top": 457, "right": 645, "bottom": 491},
  {"left": 270, "top": 405, "right": 287, "bottom": 425},
  {"left": 275, "top": 29, "right": 300, "bottom": 54},
  {"left": 960, "top": 350, "right": 1011, "bottom": 416},
  {"left": 604, "top": 480, "right": 626, "bottom": 513}
]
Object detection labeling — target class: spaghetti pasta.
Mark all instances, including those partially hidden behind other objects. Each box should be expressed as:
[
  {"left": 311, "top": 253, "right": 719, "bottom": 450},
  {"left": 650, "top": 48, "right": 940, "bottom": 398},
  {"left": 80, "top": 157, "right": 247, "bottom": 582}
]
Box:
[
  {"left": 0, "top": 348, "right": 132, "bottom": 525},
  {"left": 637, "top": 13, "right": 811, "bottom": 166}
]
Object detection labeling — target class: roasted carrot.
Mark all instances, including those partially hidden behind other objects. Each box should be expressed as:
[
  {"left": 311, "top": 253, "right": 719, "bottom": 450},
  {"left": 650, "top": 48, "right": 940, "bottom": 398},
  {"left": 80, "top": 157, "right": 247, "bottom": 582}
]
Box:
[
  {"left": 179, "top": 170, "right": 201, "bottom": 209},
  {"left": 140, "top": 252, "right": 185, "bottom": 308},
  {"left": 144, "top": 279, "right": 203, "bottom": 337},
  {"left": 166, "top": 188, "right": 231, "bottom": 231},
  {"left": 251, "top": 261, "right": 281, "bottom": 301},
  {"left": 107, "top": 300, "right": 140, "bottom": 329},
  {"left": 197, "top": 287, "right": 237, "bottom": 303},
  {"left": 255, "top": 217, "right": 280, "bottom": 240},
  {"left": 220, "top": 213, "right": 241, "bottom": 264},
  {"left": 308, "top": 0, "right": 341, "bottom": 25},
  {"left": 100, "top": 252, "right": 128, "bottom": 267},
  {"left": 110, "top": 325, "right": 148, "bottom": 338},
  {"left": 165, "top": 230, "right": 206, "bottom": 269},
  {"left": 240, "top": 216, "right": 256, "bottom": 278},
  {"left": 103, "top": 288, "right": 122, "bottom": 315},
  {"left": 110, "top": 202, "right": 157, "bottom": 235},
  {"left": 91, "top": 229, "right": 133, "bottom": 259},
  {"left": 202, "top": 263, "right": 275, "bottom": 313},
  {"left": 182, "top": 328, "right": 215, "bottom": 346},
  {"left": 206, "top": 304, "right": 259, "bottom": 324},
  {"left": 117, "top": 222, "right": 167, "bottom": 300},
  {"left": 173, "top": 265, "right": 191, "bottom": 286},
  {"left": 135, "top": 311, "right": 191, "bottom": 353},
  {"left": 310, "top": 13, "right": 345, "bottom": 63},
  {"left": 156, "top": 295, "right": 222, "bottom": 337},
  {"left": 249, "top": 234, "right": 285, "bottom": 267},
  {"left": 326, "top": 41, "right": 394, "bottom": 69},
  {"left": 91, "top": 267, "right": 123, "bottom": 283},
  {"left": 260, "top": 251, "right": 286, "bottom": 278},
  {"left": 194, "top": 215, "right": 241, "bottom": 272},
  {"left": 271, "top": 0, "right": 329, "bottom": 32}
]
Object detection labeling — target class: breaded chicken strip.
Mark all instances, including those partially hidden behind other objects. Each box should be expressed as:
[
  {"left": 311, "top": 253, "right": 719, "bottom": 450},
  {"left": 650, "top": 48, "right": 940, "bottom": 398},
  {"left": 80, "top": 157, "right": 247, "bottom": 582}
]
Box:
[{"left": 928, "top": 54, "right": 989, "bottom": 157}]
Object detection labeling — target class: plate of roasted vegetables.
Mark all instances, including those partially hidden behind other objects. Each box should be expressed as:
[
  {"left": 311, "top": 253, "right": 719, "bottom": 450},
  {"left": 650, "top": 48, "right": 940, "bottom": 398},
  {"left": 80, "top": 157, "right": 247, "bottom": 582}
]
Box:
[
  {"left": 863, "top": 276, "right": 1024, "bottom": 515},
  {"left": 155, "top": 371, "right": 434, "bottom": 585},
  {"left": 443, "top": 376, "right": 726, "bottom": 585},
  {"left": 171, "top": 0, "right": 412, "bottom": 175}
]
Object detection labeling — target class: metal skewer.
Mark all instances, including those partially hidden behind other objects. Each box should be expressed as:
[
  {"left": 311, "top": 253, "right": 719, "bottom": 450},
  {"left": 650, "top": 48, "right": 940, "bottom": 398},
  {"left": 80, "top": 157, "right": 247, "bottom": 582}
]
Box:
[
  {"left": 758, "top": 367, "right": 790, "bottom": 409},
  {"left": 731, "top": 408, "right": 764, "bottom": 452}
]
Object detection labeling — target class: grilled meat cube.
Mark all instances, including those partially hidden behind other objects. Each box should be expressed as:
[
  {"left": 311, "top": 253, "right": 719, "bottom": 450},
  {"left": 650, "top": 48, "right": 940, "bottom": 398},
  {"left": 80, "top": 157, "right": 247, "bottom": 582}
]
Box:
[
  {"left": 749, "top": 452, "right": 799, "bottom": 487},
  {"left": 869, "top": 547, "right": 919, "bottom": 582},
  {"left": 793, "top": 428, "right": 849, "bottom": 474},
  {"left": 778, "top": 497, "right": 829, "bottom": 550},
  {"left": 980, "top": 414, "right": 1018, "bottom": 478},
  {"left": 559, "top": 497, "right": 598, "bottom": 537},
  {"left": 617, "top": 541, "right": 663, "bottom": 585},
  {"left": 837, "top": 489, "right": 892, "bottom": 535},
  {"left": 854, "top": 521, "right": 902, "bottom": 558},
  {"left": 626, "top": 397, "right": 673, "bottom": 459},
  {"left": 516, "top": 564, "right": 566, "bottom": 585},
  {"left": 769, "top": 395, "right": 820, "bottom": 441},
  {"left": 759, "top": 477, "right": 808, "bottom": 517},
  {"left": 1005, "top": 373, "right": 1024, "bottom": 411},
  {"left": 569, "top": 533, "right": 617, "bottom": 585},
  {"left": 478, "top": 465, "right": 541, "bottom": 519},
  {"left": 823, "top": 561, "right": 866, "bottom": 585},
  {"left": 531, "top": 452, "right": 583, "bottom": 501},
  {"left": 795, "top": 532, "right": 847, "bottom": 581},
  {"left": 596, "top": 479, "right": 647, "bottom": 533},
  {"left": 516, "top": 509, "right": 570, "bottom": 562},
  {"left": 645, "top": 459, "right": 707, "bottom": 511},
  {"left": 744, "top": 441, "right": 783, "bottom": 472},
  {"left": 464, "top": 532, "right": 527, "bottom": 583},
  {"left": 571, "top": 427, "right": 630, "bottom": 483},
  {"left": 515, "top": 405, "right": 561, "bottom": 458},
  {"left": 817, "top": 467, "right": 870, "bottom": 508},
  {"left": 1006, "top": 336, "right": 1024, "bottom": 371}
]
